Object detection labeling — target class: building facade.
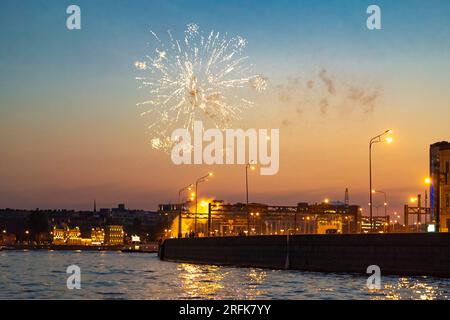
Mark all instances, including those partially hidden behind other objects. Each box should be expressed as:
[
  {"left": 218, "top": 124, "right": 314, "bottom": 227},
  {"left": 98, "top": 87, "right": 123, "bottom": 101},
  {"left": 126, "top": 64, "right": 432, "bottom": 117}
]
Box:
[
  {"left": 430, "top": 141, "right": 450, "bottom": 232},
  {"left": 165, "top": 201, "right": 362, "bottom": 237},
  {"left": 52, "top": 226, "right": 92, "bottom": 246},
  {"left": 104, "top": 225, "right": 124, "bottom": 245},
  {"left": 91, "top": 227, "right": 105, "bottom": 245}
]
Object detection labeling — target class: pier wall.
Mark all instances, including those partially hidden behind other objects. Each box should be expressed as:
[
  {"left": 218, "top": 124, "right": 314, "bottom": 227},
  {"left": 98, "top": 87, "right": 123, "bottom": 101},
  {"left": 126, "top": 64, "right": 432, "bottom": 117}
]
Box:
[{"left": 160, "top": 233, "right": 450, "bottom": 277}]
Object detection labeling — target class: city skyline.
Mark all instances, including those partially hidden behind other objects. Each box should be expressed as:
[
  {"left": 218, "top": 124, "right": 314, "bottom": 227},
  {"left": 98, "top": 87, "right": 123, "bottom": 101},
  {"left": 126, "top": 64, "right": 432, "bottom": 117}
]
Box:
[{"left": 1, "top": 0, "right": 450, "bottom": 214}]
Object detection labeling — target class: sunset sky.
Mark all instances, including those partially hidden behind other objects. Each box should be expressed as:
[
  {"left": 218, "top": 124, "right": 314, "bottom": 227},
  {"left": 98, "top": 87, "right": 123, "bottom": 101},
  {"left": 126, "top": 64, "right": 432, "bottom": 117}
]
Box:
[{"left": 1, "top": 0, "right": 450, "bottom": 216}]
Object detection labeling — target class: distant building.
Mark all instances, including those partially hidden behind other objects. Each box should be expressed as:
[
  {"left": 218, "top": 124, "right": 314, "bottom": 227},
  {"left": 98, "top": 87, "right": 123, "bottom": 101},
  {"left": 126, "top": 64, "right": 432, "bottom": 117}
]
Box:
[
  {"left": 52, "top": 226, "right": 91, "bottom": 246},
  {"left": 91, "top": 227, "right": 105, "bottom": 245},
  {"left": 0, "top": 210, "right": 29, "bottom": 237},
  {"left": 0, "top": 232, "right": 16, "bottom": 246},
  {"left": 104, "top": 225, "right": 124, "bottom": 245},
  {"left": 173, "top": 201, "right": 362, "bottom": 236},
  {"left": 52, "top": 227, "right": 66, "bottom": 245},
  {"left": 430, "top": 142, "right": 450, "bottom": 232},
  {"left": 298, "top": 202, "right": 361, "bottom": 234},
  {"left": 360, "top": 216, "right": 390, "bottom": 233},
  {"left": 66, "top": 227, "right": 82, "bottom": 245}
]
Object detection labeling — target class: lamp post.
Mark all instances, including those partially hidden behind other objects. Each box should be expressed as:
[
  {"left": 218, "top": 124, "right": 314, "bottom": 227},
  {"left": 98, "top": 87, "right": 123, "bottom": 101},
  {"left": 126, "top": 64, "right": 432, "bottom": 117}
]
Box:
[
  {"left": 245, "top": 162, "right": 256, "bottom": 232},
  {"left": 424, "top": 177, "right": 431, "bottom": 223},
  {"left": 369, "top": 129, "right": 393, "bottom": 231},
  {"left": 178, "top": 184, "right": 193, "bottom": 238},
  {"left": 410, "top": 196, "right": 419, "bottom": 231},
  {"left": 195, "top": 173, "right": 213, "bottom": 236},
  {"left": 25, "top": 230, "right": 30, "bottom": 244}
]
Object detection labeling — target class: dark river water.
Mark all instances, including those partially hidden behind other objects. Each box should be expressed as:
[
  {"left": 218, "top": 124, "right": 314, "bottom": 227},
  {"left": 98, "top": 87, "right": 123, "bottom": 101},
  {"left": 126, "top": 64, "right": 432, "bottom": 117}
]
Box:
[{"left": 0, "top": 250, "right": 449, "bottom": 300}]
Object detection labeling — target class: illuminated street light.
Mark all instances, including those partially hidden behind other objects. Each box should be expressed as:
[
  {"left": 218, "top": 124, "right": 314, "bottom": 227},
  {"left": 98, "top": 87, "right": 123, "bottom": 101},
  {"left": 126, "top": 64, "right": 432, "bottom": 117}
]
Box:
[
  {"left": 369, "top": 129, "right": 394, "bottom": 231},
  {"left": 410, "top": 197, "right": 418, "bottom": 204},
  {"left": 424, "top": 177, "right": 432, "bottom": 215},
  {"left": 195, "top": 173, "right": 214, "bottom": 235},
  {"left": 324, "top": 198, "right": 330, "bottom": 204}
]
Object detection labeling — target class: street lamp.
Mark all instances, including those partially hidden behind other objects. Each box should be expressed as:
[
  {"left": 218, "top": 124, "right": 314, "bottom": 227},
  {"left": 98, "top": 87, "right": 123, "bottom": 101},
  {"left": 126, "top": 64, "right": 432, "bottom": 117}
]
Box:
[
  {"left": 25, "top": 230, "right": 30, "bottom": 244},
  {"left": 424, "top": 177, "right": 432, "bottom": 221},
  {"left": 178, "top": 184, "right": 194, "bottom": 238},
  {"left": 369, "top": 129, "right": 393, "bottom": 231},
  {"left": 195, "top": 173, "right": 213, "bottom": 235},
  {"left": 246, "top": 162, "right": 256, "bottom": 232}
]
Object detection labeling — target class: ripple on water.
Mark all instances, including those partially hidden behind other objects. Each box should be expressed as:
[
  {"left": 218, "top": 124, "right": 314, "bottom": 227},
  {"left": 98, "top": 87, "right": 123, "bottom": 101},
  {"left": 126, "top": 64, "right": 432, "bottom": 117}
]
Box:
[{"left": 1, "top": 251, "right": 450, "bottom": 300}]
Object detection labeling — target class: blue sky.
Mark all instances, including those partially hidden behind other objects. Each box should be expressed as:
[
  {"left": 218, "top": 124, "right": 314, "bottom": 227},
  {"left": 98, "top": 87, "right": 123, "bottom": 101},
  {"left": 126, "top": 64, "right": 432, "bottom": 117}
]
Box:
[{"left": 2, "top": 0, "right": 450, "bottom": 92}]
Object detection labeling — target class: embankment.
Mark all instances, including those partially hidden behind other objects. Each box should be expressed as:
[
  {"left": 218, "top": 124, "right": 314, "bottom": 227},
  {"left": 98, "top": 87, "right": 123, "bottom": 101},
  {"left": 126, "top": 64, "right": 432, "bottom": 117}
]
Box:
[{"left": 159, "top": 233, "right": 450, "bottom": 277}]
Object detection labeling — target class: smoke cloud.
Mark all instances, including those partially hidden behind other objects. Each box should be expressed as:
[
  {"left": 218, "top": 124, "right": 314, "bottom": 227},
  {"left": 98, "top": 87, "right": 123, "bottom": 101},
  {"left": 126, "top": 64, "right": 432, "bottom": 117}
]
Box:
[{"left": 274, "top": 68, "right": 381, "bottom": 126}]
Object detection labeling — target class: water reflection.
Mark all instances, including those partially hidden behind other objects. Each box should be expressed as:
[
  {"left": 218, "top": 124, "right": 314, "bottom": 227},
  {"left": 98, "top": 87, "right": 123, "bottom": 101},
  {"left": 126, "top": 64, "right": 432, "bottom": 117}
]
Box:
[
  {"left": 0, "top": 251, "right": 449, "bottom": 300},
  {"left": 177, "top": 264, "right": 225, "bottom": 299},
  {"left": 378, "top": 277, "right": 449, "bottom": 300},
  {"left": 244, "top": 269, "right": 268, "bottom": 298}
]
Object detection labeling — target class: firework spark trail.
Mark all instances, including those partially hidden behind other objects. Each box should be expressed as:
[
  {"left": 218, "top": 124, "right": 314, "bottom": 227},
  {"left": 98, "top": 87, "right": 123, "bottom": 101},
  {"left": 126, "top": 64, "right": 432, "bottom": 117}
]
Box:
[{"left": 135, "top": 23, "right": 267, "bottom": 151}]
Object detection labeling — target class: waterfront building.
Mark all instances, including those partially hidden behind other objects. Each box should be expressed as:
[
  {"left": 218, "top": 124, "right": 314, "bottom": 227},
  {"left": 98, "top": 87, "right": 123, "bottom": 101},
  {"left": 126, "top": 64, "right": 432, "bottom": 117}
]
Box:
[
  {"left": 360, "top": 216, "right": 390, "bottom": 233},
  {"left": 163, "top": 200, "right": 362, "bottom": 237},
  {"left": 66, "top": 227, "right": 81, "bottom": 245},
  {"left": 91, "top": 227, "right": 105, "bottom": 245},
  {"left": 52, "top": 226, "right": 92, "bottom": 245},
  {"left": 430, "top": 141, "right": 450, "bottom": 232},
  {"left": 0, "top": 210, "right": 31, "bottom": 238},
  {"left": 0, "top": 232, "right": 16, "bottom": 245},
  {"left": 104, "top": 225, "right": 124, "bottom": 245},
  {"left": 52, "top": 227, "right": 66, "bottom": 245}
]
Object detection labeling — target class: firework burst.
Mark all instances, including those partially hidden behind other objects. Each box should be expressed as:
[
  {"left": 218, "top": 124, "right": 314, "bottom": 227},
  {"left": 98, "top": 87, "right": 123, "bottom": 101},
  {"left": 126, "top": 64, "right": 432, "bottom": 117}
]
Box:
[{"left": 135, "top": 23, "right": 267, "bottom": 151}]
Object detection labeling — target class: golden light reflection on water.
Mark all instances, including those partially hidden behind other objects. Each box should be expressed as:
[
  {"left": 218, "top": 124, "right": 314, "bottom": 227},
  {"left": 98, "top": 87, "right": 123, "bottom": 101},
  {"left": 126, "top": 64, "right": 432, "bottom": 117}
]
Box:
[
  {"left": 178, "top": 264, "right": 226, "bottom": 299},
  {"left": 3, "top": 251, "right": 450, "bottom": 299},
  {"left": 176, "top": 262, "right": 450, "bottom": 300},
  {"left": 177, "top": 263, "right": 269, "bottom": 299},
  {"left": 373, "top": 277, "right": 448, "bottom": 300},
  {"left": 236, "top": 269, "right": 268, "bottom": 299}
]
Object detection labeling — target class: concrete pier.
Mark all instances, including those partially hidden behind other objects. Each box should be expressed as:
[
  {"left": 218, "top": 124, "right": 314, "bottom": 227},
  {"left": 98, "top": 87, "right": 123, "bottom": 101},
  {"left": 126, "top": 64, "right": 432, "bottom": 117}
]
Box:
[{"left": 159, "top": 233, "right": 450, "bottom": 277}]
